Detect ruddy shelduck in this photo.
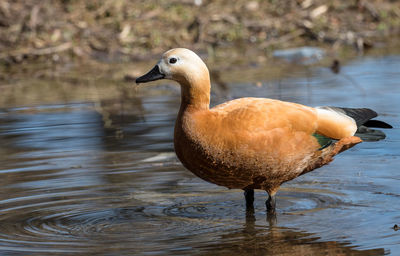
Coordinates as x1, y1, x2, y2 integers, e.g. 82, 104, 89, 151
136, 48, 391, 214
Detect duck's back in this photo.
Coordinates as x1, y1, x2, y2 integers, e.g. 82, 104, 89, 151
211, 97, 318, 134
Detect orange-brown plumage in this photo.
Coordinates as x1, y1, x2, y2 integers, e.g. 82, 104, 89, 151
174, 97, 360, 194
136, 48, 388, 213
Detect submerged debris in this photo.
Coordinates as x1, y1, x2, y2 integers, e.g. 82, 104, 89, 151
272, 47, 325, 65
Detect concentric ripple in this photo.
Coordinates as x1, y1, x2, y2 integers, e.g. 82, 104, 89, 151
0, 178, 355, 255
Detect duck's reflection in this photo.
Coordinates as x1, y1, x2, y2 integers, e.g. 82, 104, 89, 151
197, 208, 386, 255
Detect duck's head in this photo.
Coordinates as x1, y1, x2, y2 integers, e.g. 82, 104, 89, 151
136, 48, 210, 88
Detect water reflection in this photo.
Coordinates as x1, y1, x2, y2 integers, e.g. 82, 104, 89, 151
199, 212, 386, 256
0, 55, 399, 254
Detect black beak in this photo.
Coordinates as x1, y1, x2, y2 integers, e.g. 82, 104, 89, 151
136, 65, 165, 84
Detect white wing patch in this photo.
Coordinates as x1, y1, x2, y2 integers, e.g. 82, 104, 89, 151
316, 107, 357, 139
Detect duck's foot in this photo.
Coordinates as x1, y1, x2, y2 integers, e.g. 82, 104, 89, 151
266, 194, 277, 225
266, 211, 277, 226
266, 194, 276, 215
245, 206, 256, 224
244, 188, 254, 209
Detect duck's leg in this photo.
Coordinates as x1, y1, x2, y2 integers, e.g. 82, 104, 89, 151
244, 189, 254, 209
266, 193, 276, 214
266, 192, 277, 225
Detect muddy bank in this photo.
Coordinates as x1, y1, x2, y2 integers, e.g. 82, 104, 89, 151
0, 0, 399, 67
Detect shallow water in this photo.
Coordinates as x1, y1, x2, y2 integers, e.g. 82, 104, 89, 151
0, 54, 399, 255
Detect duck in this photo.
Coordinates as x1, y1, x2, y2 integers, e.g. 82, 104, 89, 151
136, 48, 392, 214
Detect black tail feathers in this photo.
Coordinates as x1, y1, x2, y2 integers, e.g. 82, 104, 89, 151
320, 106, 392, 141
363, 119, 392, 129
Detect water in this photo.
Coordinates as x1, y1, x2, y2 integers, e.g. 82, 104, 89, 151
0, 54, 399, 255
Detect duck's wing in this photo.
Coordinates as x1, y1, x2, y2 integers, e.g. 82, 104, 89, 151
211, 98, 358, 138
205, 98, 391, 152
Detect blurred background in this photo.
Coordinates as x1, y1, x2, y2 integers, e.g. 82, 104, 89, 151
1, 0, 399, 105
1, 0, 399, 65
0, 0, 399, 255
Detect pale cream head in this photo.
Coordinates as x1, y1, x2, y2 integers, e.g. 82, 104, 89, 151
157, 48, 210, 86
136, 48, 211, 110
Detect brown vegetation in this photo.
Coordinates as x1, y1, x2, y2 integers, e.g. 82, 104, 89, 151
0, 0, 399, 66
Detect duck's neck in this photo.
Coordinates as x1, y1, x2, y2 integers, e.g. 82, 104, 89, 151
174, 75, 210, 155
175, 78, 210, 153
178, 77, 210, 112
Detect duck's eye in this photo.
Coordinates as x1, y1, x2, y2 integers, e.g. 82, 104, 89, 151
169, 57, 177, 64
